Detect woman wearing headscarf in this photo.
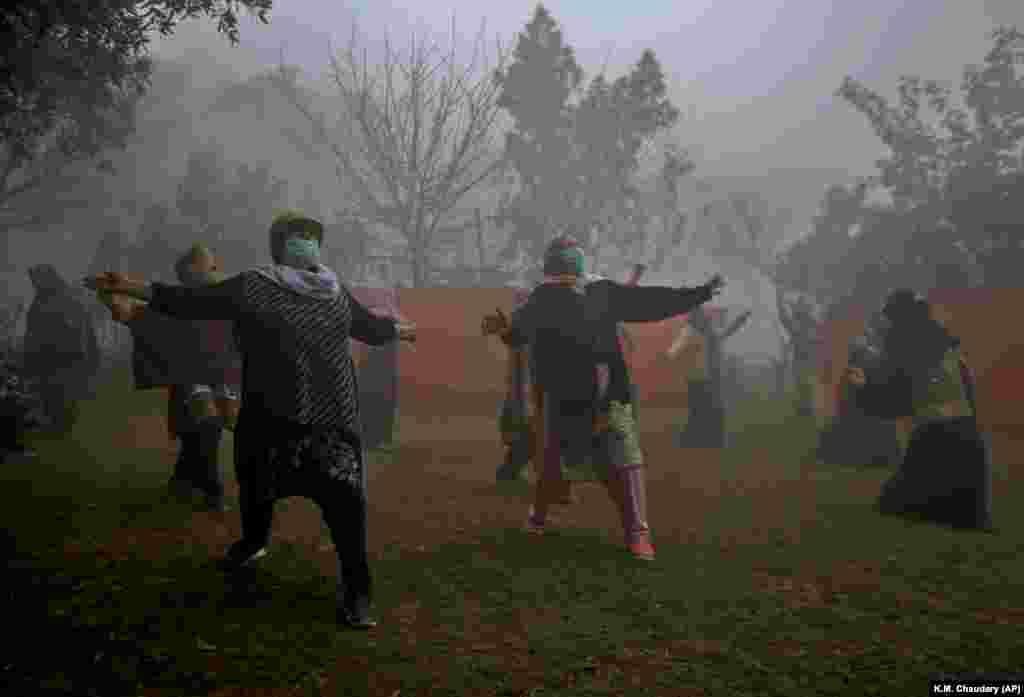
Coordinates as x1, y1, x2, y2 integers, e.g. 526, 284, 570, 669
85, 210, 416, 628
493, 265, 647, 487
844, 289, 991, 529
484, 236, 723, 561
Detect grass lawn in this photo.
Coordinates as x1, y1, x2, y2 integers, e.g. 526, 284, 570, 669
1, 369, 1021, 696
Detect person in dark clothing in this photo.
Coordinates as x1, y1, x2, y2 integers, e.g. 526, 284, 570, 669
24, 264, 101, 433
169, 244, 241, 512
0, 356, 42, 460
484, 237, 723, 561
100, 244, 241, 512
495, 286, 534, 483
845, 289, 992, 530
814, 317, 902, 467
777, 291, 822, 419
86, 209, 417, 629
495, 265, 649, 486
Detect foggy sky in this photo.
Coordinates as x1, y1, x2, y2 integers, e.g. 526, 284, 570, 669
153, 0, 1024, 178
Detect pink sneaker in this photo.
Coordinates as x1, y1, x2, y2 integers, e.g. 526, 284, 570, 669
525, 507, 546, 535
525, 519, 546, 535
627, 532, 655, 561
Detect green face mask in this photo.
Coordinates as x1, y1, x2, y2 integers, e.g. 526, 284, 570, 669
281, 237, 322, 269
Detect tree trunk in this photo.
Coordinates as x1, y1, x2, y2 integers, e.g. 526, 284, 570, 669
475, 208, 485, 286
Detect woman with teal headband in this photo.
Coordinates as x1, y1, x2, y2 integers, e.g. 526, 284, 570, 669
486, 235, 725, 561
85, 209, 416, 629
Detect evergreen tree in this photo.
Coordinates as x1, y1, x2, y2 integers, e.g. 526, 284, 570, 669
495, 5, 583, 259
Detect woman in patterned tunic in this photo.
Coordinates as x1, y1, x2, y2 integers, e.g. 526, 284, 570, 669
85, 210, 416, 628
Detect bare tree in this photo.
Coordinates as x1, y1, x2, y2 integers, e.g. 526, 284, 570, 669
269, 21, 508, 286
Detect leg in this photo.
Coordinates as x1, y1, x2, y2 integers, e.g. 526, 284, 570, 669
527, 392, 570, 530
0, 410, 20, 452
497, 429, 531, 481
194, 419, 226, 511
497, 396, 531, 482
310, 477, 375, 628
602, 401, 654, 560
39, 382, 63, 432
170, 432, 200, 498
220, 485, 273, 570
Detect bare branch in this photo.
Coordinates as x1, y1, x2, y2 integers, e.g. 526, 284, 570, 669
287, 20, 508, 285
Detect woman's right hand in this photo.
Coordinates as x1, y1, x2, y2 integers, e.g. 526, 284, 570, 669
481, 308, 509, 337
844, 366, 866, 387
396, 321, 417, 343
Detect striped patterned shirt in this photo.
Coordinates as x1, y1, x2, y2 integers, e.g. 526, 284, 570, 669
150, 271, 397, 432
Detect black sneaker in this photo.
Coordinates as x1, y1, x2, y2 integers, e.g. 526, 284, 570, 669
218, 541, 268, 572
338, 596, 377, 629
167, 476, 194, 500
203, 494, 228, 513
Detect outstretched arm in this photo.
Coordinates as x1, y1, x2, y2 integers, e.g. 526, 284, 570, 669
84, 272, 247, 321
776, 290, 794, 336
666, 322, 694, 359
348, 288, 400, 346
719, 310, 753, 340
600, 278, 718, 324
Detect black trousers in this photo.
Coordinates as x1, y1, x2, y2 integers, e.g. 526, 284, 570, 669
1, 411, 21, 450
878, 416, 992, 530
174, 421, 224, 498
678, 380, 726, 448
239, 473, 371, 604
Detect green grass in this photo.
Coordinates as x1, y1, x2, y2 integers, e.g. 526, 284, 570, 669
2, 368, 1022, 696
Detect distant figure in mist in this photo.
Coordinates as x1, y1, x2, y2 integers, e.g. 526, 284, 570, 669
815, 311, 902, 468
776, 291, 822, 421
349, 285, 404, 451
667, 305, 752, 449
845, 289, 991, 530
24, 264, 101, 434
0, 355, 43, 461
0, 299, 42, 460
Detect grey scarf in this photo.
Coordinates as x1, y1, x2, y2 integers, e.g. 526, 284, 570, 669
252, 264, 341, 300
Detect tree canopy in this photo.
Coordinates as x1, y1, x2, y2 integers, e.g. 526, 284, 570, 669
776, 26, 1024, 312
495, 5, 681, 265
1, 1, 271, 232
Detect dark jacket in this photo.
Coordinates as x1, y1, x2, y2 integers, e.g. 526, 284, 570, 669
855, 316, 960, 420
127, 311, 241, 391
505, 278, 714, 406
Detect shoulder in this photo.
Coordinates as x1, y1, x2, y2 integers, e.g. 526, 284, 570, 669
584, 278, 617, 302
585, 278, 616, 292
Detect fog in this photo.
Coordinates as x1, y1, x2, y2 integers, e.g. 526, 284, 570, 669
5, 0, 1024, 360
